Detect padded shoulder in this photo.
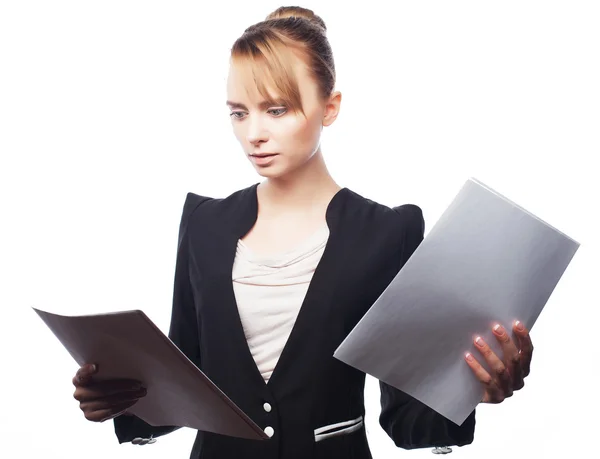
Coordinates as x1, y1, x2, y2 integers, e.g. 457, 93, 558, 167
392, 204, 425, 268
177, 192, 213, 248
182, 192, 212, 222
392, 204, 425, 236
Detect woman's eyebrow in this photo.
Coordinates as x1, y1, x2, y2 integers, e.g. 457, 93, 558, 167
226, 99, 285, 110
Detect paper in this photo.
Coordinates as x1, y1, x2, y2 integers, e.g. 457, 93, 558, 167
333, 178, 580, 425
33, 307, 268, 440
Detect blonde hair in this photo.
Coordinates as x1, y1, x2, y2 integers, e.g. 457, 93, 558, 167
230, 6, 336, 118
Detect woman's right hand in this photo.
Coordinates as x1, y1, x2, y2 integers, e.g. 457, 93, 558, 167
73, 363, 147, 422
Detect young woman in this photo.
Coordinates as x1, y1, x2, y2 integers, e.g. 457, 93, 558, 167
72, 6, 534, 459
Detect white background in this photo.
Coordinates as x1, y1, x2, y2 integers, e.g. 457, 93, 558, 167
1, 1, 598, 457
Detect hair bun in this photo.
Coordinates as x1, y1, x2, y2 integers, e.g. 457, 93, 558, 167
266, 6, 327, 33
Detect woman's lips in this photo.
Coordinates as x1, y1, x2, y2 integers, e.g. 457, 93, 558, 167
250, 153, 278, 166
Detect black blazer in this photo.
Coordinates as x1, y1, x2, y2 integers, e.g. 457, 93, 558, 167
113, 183, 476, 458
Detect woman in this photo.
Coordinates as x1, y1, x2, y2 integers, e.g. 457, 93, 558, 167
72, 6, 534, 459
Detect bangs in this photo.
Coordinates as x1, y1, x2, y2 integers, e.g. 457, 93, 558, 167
231, 35, 307, 118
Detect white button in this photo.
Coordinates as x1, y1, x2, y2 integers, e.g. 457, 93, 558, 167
263, 402, 272, 412
132, 437, 155, 446
264, 426, 274, 437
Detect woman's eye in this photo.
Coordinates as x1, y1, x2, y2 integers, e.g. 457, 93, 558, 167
268, 107, 287, 116
229, 107, 287, 121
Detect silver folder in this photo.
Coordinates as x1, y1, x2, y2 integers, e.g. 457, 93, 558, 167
333, 178, 580, 425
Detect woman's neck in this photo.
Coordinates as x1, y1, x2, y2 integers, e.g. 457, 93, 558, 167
258, 150, 342, 213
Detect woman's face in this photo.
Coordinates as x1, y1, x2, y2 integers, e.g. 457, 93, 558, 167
226, 56, 340, 179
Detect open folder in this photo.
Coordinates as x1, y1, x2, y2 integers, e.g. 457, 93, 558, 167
334, 178, 580, 425
33, 307, 268, 440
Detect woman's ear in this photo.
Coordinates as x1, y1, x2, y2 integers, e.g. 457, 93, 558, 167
323, 91, 342, 127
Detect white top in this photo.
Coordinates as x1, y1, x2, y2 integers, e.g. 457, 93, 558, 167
232, 225, 330, 383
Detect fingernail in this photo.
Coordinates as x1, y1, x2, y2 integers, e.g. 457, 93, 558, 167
475, 336, 484, 347
89, 364, 96, 372
465, 352, 474, 362
493, 324, 502, 333
515, 320, 524, 331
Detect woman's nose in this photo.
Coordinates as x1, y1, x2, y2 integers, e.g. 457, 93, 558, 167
246, 115, 269, 144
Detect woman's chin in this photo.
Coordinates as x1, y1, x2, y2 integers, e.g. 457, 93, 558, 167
253, 166, 286, 179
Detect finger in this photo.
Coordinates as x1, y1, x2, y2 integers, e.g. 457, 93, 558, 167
474, 336, 513, 398
492, 324, 523, 391
83, 400, 140, 423
464, 352, 503, 402
514, 320, 534, 377
79, 389, 146, 414
74, 380, 145, 402
72, 363, 98, 386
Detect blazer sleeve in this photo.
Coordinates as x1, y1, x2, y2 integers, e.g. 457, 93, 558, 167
113, 192, 209, 444
378, 204, 476, 449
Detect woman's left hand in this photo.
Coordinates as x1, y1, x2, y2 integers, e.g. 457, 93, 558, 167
464, 320, 533, 404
